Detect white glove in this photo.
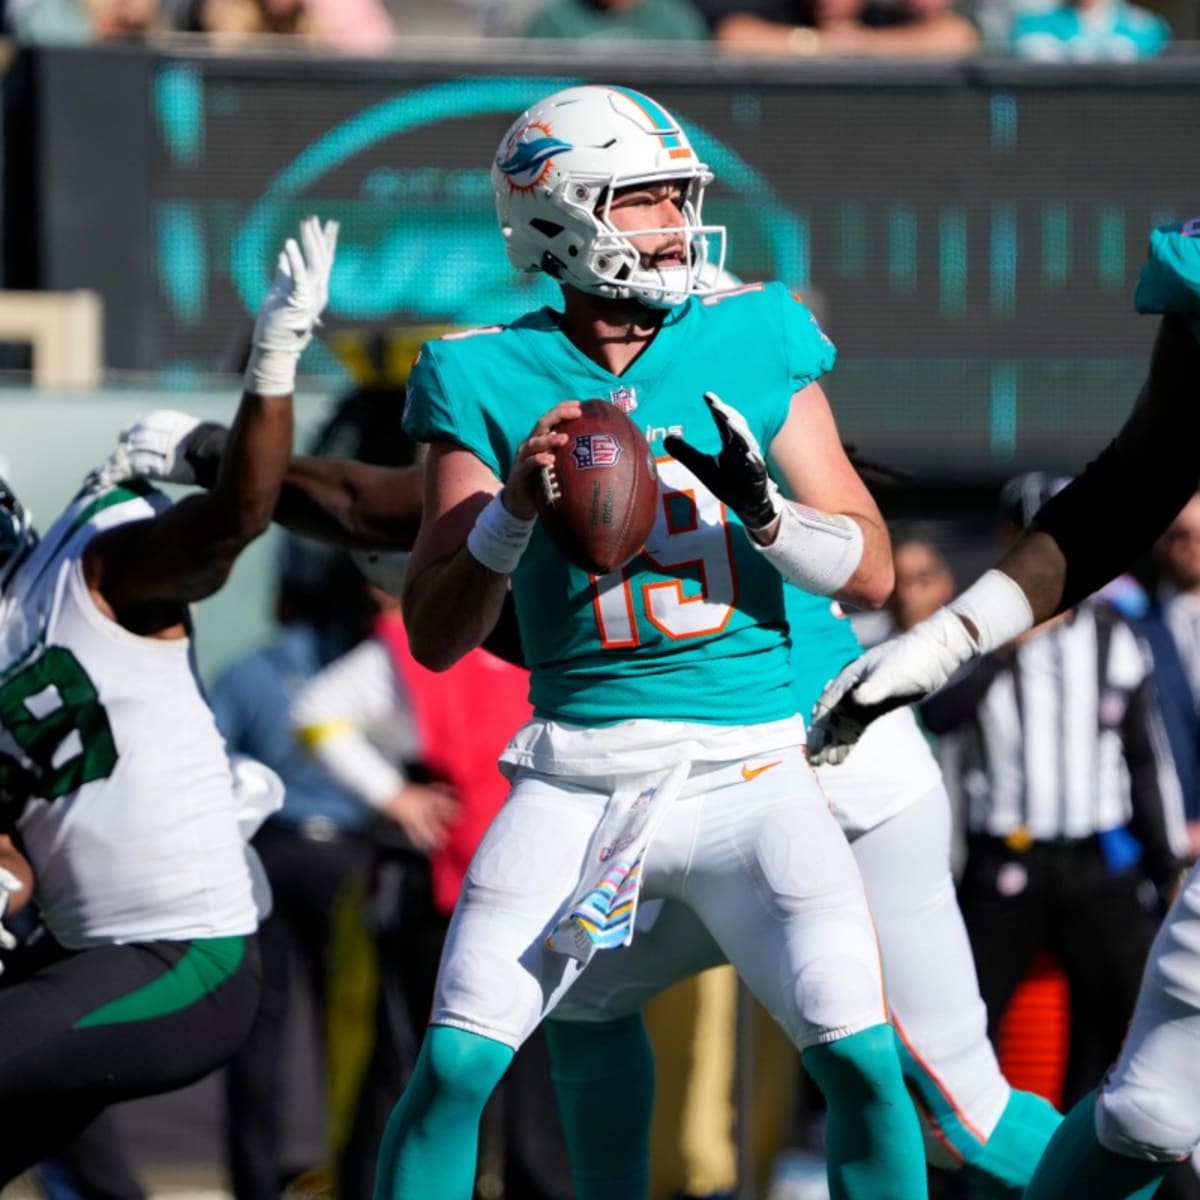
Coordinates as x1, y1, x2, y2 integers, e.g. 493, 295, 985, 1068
0, 864, 26, 968
807, 607, 979, 766
245, 215, 339, 397
83, 409, 203, 492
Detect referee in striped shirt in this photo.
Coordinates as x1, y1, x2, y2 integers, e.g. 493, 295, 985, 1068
921, 471, 1191, 1108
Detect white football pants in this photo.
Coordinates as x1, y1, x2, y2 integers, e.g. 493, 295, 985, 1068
432, 745, 888, 1052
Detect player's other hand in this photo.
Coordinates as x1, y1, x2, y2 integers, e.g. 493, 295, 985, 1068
501, 401, 582, 520
246, 215, 340, 396
84, 410, 231, 492
807, 607, 979, 765
665, 392, 781, 537
380, 782, 459, 853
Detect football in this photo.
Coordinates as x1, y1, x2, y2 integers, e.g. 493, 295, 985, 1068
535, 399, 659, 575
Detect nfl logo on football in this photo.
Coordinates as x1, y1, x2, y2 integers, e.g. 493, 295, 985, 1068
571, 433, 622, 469
609, 386, 638, 413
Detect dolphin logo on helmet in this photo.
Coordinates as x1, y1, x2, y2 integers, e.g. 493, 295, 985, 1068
496, 122, 575, 194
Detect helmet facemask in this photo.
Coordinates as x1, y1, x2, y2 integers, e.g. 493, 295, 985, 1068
543, 172, 726, 310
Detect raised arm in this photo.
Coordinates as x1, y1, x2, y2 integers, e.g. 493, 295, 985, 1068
83, 217, 338, 627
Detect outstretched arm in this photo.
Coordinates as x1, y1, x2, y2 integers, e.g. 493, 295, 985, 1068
809, 312, 1200, 765
91, 414, 424, 551
1012, 315, 1200, 619
270, 456, 424, 549
83, 217, 338, 624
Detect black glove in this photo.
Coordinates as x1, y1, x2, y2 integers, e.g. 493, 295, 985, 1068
663, 392, 780, 531
183, 422, 231, 489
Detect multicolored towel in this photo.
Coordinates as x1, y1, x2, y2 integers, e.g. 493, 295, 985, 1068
547, 761, 689, 965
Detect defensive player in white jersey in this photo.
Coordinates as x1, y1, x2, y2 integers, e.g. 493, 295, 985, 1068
810, 221, 1200, 1200
0, 216, 337, 1182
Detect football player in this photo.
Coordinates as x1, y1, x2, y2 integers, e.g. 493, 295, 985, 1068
0, 216, 336, 1181
810, 222, 1200, 1200
387, 81, 930, 1200
98, 95, 1072, 1196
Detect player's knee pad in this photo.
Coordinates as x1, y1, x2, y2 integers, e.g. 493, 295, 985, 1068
1096, 1080, 1200, 1164
422, 1024, 513, 1109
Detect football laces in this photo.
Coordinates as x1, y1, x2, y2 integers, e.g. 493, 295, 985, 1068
539, 464, 562, 506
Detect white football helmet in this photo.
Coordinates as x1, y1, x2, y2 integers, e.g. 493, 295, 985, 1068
0, 477, 36, 592
492, 85, 726, 310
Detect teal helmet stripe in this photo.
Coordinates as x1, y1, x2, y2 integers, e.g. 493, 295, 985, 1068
607, 85, 683, 149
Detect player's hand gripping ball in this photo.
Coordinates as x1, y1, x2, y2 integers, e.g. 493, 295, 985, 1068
535, 399, 659, 575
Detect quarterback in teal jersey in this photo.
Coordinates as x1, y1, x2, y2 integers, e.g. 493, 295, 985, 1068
388, 84, 925, 1200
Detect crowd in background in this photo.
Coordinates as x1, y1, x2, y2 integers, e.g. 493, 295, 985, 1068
0, 0, 1192, 63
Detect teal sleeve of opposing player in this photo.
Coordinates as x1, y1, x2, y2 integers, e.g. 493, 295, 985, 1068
1134, 221, 1200, 317
402, 343, 504, 477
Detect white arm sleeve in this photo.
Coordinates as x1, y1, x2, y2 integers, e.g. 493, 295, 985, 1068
291, 640, 406, 809
753, 501, 864, 596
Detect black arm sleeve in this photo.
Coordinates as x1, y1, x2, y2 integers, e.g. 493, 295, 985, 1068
1031, 317, 1200, 613
1122, 672, 1188, 889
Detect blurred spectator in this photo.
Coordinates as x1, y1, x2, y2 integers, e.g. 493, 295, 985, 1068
891, 536, 958, 631
5, 0, 163, 41
1008, 0, 1169, 58
85, 0, 163, 34
182, 0, 394, 50
292, 597, 573, 1200
1140, 490, 1200, 858
693, 0, 979, 56
921, 470, 1190, 1109
209, 538, 381, 1200
522, 0, 709, 41
852, 533, 956, 648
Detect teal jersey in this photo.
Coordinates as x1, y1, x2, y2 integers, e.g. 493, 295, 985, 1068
784, 587, 864, 717
404, 281, 836, 726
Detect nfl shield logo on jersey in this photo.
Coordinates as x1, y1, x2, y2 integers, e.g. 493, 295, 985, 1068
571, 433, 622, 469
608, 386, 638, 414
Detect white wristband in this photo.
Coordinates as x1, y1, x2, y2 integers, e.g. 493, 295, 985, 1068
244, 345, 304, 397
948, 568, 1035, 654
466, 492, 536, 575
753, 502, 864, 596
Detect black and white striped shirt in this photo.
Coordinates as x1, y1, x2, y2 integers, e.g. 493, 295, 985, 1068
922, 603, 1189, 876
